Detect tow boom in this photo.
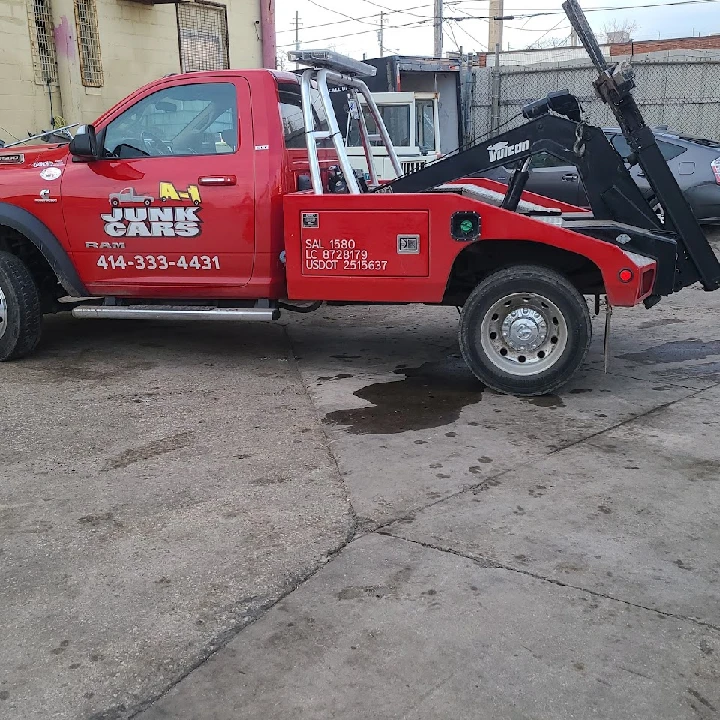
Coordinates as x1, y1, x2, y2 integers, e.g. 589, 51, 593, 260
385, 0, 720, 295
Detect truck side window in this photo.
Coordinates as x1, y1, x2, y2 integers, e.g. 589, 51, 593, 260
278, 83, 332, 149
416, 100, 435, 152
347, 105, 411, 148
530, 152, 572, 169
102, 83, 238, 159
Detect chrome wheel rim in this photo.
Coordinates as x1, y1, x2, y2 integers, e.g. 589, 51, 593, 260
0, 286, 7, 340
480, 292, 569, 376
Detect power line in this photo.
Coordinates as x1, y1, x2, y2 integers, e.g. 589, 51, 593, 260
277, 17, 432, 47
448, 0, 720, 20
449, 17, 488, 50
307, 0, 382, 28
444, 22, 461, 52
357, 0, 435, 19
278, 0, 720, 50
276, 2, 436, 34
452, 0, 718, 7
525, 18, 569, 49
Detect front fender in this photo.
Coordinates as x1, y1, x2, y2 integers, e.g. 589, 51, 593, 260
0, 202, 89, 297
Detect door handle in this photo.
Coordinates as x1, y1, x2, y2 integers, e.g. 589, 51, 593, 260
561, 173, 578, 182
198, 175, 236, 186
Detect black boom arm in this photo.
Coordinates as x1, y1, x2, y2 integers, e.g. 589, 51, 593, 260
386, 114, 662, 230
563, 0, 720, 291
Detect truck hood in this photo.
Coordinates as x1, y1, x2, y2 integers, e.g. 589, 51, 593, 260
0, 144, 69, 170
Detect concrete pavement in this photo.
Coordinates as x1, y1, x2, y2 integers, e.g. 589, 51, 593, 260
141, 533, 720, 720
2, 235, 720, 719
0, 320, 353, 719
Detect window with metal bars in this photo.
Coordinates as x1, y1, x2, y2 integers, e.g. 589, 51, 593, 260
27, 0, 59, 85
177, 2, 229, 73
74, 0, 103, 87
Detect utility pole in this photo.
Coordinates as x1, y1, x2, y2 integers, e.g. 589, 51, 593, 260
434, 0, 443, 57
378, 11, 385, 57
294, 10, 301, 69
488, 0, 504, 52
491, 41, 501, 134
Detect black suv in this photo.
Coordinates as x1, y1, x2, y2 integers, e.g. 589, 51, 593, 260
484, 127, 720, 224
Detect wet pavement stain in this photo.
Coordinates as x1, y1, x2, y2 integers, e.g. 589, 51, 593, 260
525, 395, 566, 409
653, 361, 720, 384
619, 339, 720, 364
323, 358, 484, 434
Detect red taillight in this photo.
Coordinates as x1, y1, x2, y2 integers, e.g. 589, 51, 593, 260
712, 158, 720, 185
619, 268, 634, 283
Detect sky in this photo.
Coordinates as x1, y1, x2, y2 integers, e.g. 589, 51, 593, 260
275, 0, 720, 62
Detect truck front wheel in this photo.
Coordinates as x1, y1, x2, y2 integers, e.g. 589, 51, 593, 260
459, 265, 592, 396
0, 251, 42, 361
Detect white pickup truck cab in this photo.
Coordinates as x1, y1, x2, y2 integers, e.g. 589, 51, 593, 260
344, 91, 442, 181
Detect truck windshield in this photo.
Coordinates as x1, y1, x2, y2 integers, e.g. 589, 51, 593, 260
347, 104, 411, 148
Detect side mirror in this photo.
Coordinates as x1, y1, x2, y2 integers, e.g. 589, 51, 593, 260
69, 124, 99, 161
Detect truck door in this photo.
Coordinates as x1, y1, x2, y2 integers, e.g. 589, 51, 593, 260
60, 78, 255, 295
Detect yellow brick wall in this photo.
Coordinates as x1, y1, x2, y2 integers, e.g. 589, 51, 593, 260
0, 0, 263, 144
0, 0, 62, 142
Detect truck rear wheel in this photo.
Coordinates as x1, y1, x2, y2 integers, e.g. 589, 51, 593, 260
459, 265, 592, 396
0, 251, 42, 361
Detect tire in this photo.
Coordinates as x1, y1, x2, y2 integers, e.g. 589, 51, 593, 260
459, 265, 592, 396
0, 251, 43, 361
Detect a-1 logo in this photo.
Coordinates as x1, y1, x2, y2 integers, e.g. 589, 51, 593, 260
102, 182, 203, 238
160, 182, 201, 206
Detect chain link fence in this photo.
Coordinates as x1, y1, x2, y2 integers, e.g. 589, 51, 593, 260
471, 57, 720, 143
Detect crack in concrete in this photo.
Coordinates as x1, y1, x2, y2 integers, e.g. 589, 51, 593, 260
585, 364, 710, 392
341, 380, 720, 541
119, 329, 359, 720
545, 384, 716, 457
359, 392, 705, 537
380, 531, 720, 634
123, 354, 720, 719
284, 325, 360, 540
126, 530, 355, 720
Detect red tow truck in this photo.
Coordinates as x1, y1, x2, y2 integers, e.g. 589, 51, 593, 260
0, 0, 718, 396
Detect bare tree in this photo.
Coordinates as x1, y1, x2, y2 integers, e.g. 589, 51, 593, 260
603, 19, 639, 44
531, 34, 576, 50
